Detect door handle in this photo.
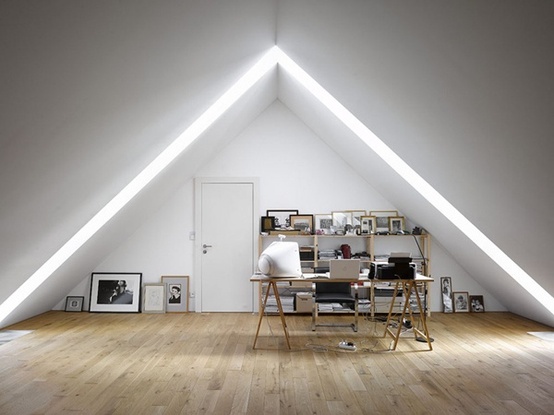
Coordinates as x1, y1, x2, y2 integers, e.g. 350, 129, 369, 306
203, 244, 212, 248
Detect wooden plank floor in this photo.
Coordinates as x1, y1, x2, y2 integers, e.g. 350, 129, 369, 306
0, 311, 553, 414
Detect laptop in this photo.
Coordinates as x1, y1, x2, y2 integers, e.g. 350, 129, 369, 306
329, 259, 361, 280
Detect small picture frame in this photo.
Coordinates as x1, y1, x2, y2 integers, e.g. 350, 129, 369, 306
142, 284, 166, 314
266, 209, 298, 229
290, 214, 314, 234
440, 277, 453, 313
470, 295, 485, 313
389, 216, 405, 234
453, 291, 469, 312
360, 216, 376, 235
314, 214, 333, 234
65, 296, 84, 312
89, 272, 142, 313
162, 276, 189, 313
260, 216, 276, 232
370, 210, 398, 233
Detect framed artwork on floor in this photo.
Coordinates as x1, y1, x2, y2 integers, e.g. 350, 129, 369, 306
440, 277, 453, 313
142, 284, 166, 314
453, 291, 469, 312
89, 272, 142, 313
65, 296, 84, 312
470, 295, 485, 312
161, 276, 189, 313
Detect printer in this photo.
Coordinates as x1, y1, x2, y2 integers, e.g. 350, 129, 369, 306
370, 252, 416, 280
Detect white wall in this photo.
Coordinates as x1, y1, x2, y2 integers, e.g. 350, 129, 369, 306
57, 100, 503, 313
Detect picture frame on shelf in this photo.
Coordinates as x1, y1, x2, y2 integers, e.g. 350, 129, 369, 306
161, 276, 189, 313
89, 272, 142, 313
314, 214, 333, 234
470, 295, 485, 312
360, 216, 376, 235
65, 296, 84, 312
266, 209, 298, 229
347, 210, 366, 228
142, 284, 166, 314
389, 216, 405, 234
260, 216, 276, 233
332, 211, 352, 232
290, 214, 314, 234
453, 291, 469, 312
370, 210, 398, 233
440, 277, 453, 313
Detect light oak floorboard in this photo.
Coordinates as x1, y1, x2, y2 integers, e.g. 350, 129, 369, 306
0, 311, 553, 414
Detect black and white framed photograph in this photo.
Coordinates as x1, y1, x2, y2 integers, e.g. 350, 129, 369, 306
441, 277, 453, 313
266, 209, 298, 229
161, 275, 189, 313
389, 216, 405, 234
360, 216, 376, 235
142, 284, 166, 314
370, 210, 398, 233
314, 213, 333, 234
453, 291, 469, 313
65, 296, 84, 312
290, 214, 314, 234
470, 295, 485, 312
89, 272, 142, 313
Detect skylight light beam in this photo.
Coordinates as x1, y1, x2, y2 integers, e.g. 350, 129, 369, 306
276, 48, 554, 315
0, 47, 279, 325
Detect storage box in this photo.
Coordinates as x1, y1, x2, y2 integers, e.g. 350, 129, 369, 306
296, 293, 313, 313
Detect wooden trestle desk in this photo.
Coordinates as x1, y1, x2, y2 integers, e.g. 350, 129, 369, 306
250, 274, 434, 351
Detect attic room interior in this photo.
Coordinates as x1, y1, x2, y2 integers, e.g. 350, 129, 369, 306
1, 1, 554, 414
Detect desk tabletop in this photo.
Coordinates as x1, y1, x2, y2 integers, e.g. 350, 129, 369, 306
250, 273, 434, 283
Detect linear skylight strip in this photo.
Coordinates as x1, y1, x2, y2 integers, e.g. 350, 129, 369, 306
276, 48, 554, 316
0, 47, 279, 325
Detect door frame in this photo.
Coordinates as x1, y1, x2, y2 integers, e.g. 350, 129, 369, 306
193, 177, 259, 312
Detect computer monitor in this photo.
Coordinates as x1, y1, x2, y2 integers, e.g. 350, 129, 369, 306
257, 240, 302, 277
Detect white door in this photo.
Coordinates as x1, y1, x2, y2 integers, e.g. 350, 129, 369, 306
194, 178, 258, 312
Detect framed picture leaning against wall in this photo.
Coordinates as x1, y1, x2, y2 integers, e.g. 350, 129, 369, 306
162, 275, 189, 313
89, 272, 142, 313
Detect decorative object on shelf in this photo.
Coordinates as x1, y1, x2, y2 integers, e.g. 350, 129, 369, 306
89, 272, 142, 313
260, 216, 276, 232
314, 213, 333, 234
161, 275, 189, 313
370, 210, 398, 233
389, 216, 405, 234
340, 244, 352, 259
470, 295, 485, 312
290, 214, 314, 234
142, 284, 166, 314
412, 226, 423, 235
440, 277, 453, 313
266, 209, 298, 229
65, 296, 84, 312
360, 215, 376, 235
453, 291, 469, 312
